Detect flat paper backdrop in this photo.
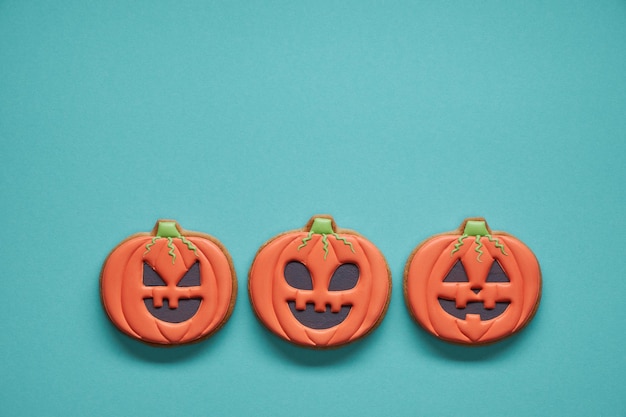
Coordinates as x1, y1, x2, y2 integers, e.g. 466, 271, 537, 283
1, 1, 624, 416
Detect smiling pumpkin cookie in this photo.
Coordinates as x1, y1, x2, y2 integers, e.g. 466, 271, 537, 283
248, 215, 391, 348
404, 218, 541, 345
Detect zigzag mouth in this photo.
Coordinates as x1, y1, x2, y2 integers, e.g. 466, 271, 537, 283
438, 299, 509, 320
144, 298, 201, 323
287, 301, 351, 329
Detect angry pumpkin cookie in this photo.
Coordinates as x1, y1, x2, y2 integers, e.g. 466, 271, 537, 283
101, 220, 236, 346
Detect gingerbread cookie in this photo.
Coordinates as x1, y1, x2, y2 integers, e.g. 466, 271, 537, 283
101, 220, 237, 345
248, 215, 391, 348
404, 218, 541, 345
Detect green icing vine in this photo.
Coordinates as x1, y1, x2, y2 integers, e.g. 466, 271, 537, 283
486, 235, 507, 255
167, 237, 176, 264
474, 235, 484, 262
332, 233, 355, 253
144, 237, 159, 255
180, 236, 199, 256
451, 234, 468, 255
297, 232, 314, 251
321, 234, 330, 259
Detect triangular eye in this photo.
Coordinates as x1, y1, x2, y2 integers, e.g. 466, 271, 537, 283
143, 263, 166, 286
443, 260, 469, 282
177, 262, 201, 287
328, 263, 359, 291
284, 261, 313, 290
486, 261, 510, 282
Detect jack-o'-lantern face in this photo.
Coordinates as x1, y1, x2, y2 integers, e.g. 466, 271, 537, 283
249, 216, 391, 348
404, 218, 541, 344
101, 221, 236, 345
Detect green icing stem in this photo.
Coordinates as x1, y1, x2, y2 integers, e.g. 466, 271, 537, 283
156, 221, 182, 238
297, 217, 355, 259
310, 218, 334, 234
450, 220, 507, 261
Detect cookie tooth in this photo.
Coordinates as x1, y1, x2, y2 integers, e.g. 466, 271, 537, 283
294, 292, 309, 311
330, 297, 344, 313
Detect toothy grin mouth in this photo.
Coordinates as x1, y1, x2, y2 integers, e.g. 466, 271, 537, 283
287, 301, 351, 329
144, 298, 202, 323
438, 299, 509, 320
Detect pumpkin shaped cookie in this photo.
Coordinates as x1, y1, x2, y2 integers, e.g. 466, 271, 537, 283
249, 215, 391, 348
404, 218, 541, 345
101, 220, 237, 345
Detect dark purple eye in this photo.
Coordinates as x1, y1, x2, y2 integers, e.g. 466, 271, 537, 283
328, 263, 359, 291
177, 262, 201, 287
284, 261, 313, 290
443, 260, 469, 282
486, 261, 510, 282
143, 263, 166, 286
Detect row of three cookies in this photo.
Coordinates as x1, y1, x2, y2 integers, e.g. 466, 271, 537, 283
100, 216, 541, 348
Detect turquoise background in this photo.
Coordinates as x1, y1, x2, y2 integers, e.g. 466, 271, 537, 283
1, 1, 625, 416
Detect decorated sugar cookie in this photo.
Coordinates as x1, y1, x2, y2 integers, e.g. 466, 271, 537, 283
249, 215, 391, 348
101, 220, 237, 345
404, 218, 541, 345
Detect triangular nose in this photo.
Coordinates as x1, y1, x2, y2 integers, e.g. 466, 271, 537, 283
471, 288, 481, 294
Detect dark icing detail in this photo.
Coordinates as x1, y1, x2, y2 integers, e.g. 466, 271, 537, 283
485, 261, 510, 282
328, 263, 359, 291
442, 260, 468, 282
287, 301, 351, 329
143, 299, 202, 323
143, 263, 166, 286
284, 261, 313, 290
177, 262, 201, 287
142, 263, 202, 323
438, 299, 509, 320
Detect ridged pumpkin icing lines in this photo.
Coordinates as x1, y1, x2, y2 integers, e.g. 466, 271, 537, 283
297, 217, 355, 260
450, 220, 507, 262
143, 221, 198, 264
